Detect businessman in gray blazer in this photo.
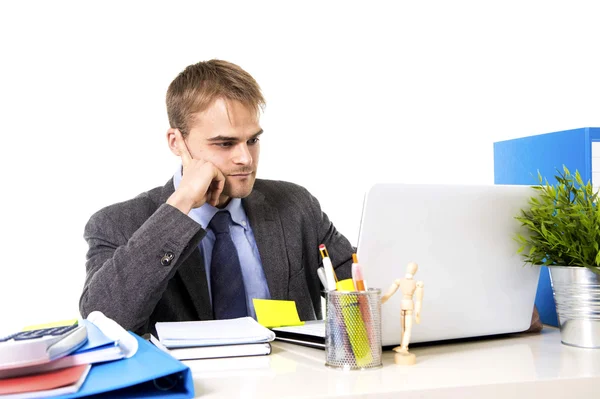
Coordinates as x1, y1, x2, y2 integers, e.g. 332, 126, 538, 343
80, 60, 354, 335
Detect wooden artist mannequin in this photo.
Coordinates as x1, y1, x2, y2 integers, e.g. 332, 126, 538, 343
381, 262, 424, 365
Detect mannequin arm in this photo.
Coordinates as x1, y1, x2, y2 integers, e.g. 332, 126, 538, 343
415, 281, 424, 323
381, 279, 401, 304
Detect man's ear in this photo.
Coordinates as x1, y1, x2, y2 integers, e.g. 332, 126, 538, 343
166, 128, 181, 156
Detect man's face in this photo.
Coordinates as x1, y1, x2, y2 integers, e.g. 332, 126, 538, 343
184, 98, 262, 199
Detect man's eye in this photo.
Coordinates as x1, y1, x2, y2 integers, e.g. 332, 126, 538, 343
217, 142, 233, 148
248, 138, 260, 145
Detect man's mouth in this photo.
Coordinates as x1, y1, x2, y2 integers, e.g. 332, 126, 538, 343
229, 171, 253, 177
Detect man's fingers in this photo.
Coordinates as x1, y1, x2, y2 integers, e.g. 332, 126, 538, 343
209, 169, 226, 206
214, 178, 225, 205
209, 189, 219, 207
174, 129, 193, 166
208, 184, 219, 206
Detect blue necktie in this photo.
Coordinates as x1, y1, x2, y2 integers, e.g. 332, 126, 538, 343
209, 211, 248, 319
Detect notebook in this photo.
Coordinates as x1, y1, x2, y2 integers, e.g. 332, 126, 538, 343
149, 335, 272, 360
155, 317, 275, 347
357, 183, 541, 346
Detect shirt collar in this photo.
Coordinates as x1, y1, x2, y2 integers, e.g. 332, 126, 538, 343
173, 165, 249, 230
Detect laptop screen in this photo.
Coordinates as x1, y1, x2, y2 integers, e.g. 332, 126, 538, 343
356, 183, 540, 346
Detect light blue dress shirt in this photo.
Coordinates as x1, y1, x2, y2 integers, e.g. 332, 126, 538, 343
173, 166, 271, 319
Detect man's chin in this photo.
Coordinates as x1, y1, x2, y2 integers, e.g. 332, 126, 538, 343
223, 180, 256, 199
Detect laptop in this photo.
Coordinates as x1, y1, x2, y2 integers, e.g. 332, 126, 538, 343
272, 183, 540, 348
356, 183, 540, 346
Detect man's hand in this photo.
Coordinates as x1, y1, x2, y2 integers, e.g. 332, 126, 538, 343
166, 129, 226, 214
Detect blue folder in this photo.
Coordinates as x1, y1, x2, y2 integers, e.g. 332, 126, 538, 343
57, 333, 194, 398
494, 127, 600, 327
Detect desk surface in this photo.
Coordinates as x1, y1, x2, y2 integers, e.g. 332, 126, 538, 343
185, 327, 599, 398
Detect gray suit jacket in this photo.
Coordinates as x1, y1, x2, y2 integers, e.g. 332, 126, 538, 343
80, 179, 354, 335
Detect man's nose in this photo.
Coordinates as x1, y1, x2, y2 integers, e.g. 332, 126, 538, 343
232, 143, 252, 165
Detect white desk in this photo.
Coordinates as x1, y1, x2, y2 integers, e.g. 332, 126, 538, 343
186, 327, 600, 398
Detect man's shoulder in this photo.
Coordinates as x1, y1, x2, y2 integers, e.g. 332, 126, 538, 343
251, 179, 320, 212
88, 184, 166, 226
253, 179, 312, 198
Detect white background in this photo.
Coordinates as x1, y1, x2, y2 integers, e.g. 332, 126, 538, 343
1, 0, 599, 334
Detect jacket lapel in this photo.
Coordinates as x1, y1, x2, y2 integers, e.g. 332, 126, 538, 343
243, 188, 290, 301
158, 179, 213, 320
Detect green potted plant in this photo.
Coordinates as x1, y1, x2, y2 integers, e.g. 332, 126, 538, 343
515, 166, 600, 348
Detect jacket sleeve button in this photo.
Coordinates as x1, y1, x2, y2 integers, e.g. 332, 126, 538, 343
160, 252, 175, 266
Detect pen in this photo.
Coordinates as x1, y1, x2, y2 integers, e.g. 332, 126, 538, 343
317, 267, 328, 290
351, 253, 367, 291
319, 244, 338, 291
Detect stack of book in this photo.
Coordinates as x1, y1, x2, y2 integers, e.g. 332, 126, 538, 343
0, 312, 195, 398
151, 317, 275, 360
0, 313, 136, 398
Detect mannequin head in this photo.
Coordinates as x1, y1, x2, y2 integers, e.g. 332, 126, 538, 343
406, 262, 419, 277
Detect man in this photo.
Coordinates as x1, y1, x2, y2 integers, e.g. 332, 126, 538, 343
80, 60, 354, 335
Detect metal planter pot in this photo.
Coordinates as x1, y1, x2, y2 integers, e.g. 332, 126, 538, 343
548, 266, 600, 348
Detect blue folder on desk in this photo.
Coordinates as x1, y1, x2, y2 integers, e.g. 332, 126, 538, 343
494, 127, 600, 327
57, 333, 194, 398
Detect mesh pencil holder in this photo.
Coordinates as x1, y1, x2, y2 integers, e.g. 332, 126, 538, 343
325, 288, 382, 370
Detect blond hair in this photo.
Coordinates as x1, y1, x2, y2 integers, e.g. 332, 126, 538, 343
166, 59, 265, 136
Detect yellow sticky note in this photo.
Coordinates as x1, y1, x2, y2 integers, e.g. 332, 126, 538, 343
22, 318, 79, 331
253, 299, 305, 328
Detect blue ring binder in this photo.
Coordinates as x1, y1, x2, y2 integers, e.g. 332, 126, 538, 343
56, 333, 194, 399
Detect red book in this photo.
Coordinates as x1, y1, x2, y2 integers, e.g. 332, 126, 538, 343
0, 364, 90, 398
